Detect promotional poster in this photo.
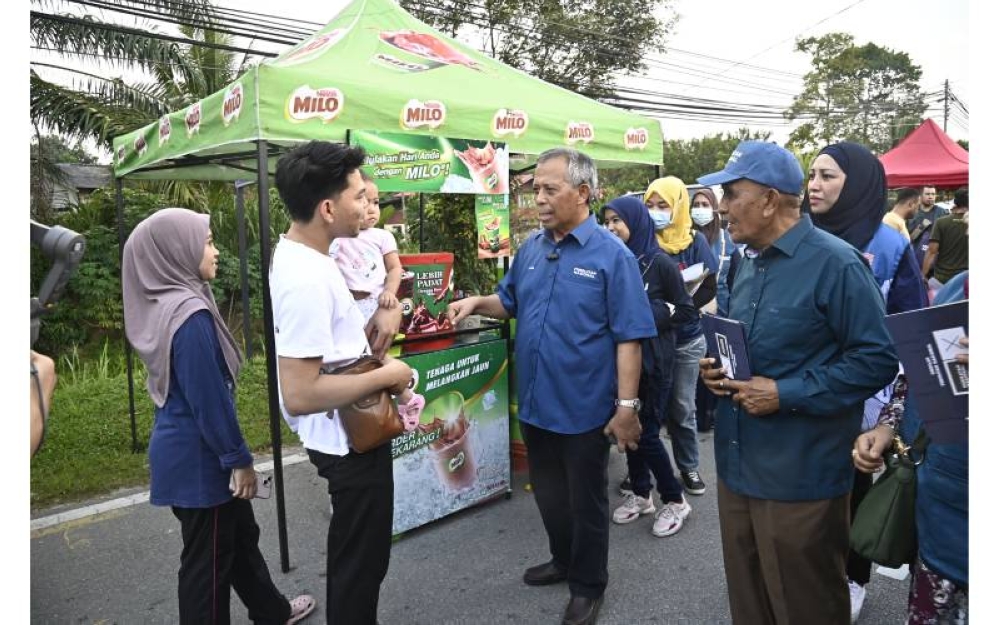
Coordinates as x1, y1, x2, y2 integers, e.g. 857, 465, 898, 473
352, 130, 509, 194
392, 340, 511, 535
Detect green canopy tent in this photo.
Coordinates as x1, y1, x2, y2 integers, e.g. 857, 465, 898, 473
111, 0, 664, 570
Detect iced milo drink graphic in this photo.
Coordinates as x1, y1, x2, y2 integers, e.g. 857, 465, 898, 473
419, 391, 477, 492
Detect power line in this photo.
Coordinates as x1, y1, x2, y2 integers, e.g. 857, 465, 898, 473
713, 0, 872, 77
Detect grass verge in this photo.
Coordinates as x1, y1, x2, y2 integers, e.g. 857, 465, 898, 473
30, 354, 289, 511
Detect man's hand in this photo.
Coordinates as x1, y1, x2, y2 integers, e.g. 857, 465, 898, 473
366, 305, 403, 360
30, 350, 57, 457
447, 297, 480, 326
699, 357, 732, 397
728, 376, 780, 416
380, 357, 414, 396
853, 426, 894, 473
231, 466, 258, 500
604, 407, 641, 452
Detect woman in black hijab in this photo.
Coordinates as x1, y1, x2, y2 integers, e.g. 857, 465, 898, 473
804, 142, 928, 622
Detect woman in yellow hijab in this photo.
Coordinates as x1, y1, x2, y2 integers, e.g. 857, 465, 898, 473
638, 176, 720, 498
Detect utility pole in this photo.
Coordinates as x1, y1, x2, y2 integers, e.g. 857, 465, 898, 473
943, 79, 950, 133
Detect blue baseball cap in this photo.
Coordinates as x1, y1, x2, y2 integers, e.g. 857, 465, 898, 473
697, 141, 804, 195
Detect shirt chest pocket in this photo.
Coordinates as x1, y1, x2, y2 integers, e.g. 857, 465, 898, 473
753, 305, 829, 362
555, 271, 608, 332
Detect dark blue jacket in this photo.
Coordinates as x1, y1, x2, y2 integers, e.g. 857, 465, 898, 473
864, 223, 928, 314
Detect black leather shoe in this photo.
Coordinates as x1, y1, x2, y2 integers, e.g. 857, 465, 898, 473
522, 561, 568, 586
562, 594, 604, 625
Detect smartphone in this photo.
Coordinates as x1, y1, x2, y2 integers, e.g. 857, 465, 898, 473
230, 471, 273, 499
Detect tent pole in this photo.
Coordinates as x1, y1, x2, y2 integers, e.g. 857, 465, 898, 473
255, 140, 291, 573
418, 193, 425, 252
116, 178, 140, 453
235, 180, 253, 359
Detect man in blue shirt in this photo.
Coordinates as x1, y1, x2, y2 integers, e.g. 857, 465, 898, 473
696, 141, 898, 625
448, 148, 656, 625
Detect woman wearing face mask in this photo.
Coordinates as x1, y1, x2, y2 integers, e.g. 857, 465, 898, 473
640, 176, 719, 498
689, 188, 742, 317
804, 142, 928, 624
600, 195, 699, 537
688, 187, 744, 433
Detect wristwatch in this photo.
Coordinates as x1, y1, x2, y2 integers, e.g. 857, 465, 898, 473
615, 398, 642, 411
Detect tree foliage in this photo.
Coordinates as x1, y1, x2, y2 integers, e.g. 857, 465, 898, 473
403, 194, 499, 297
660, 128, 772, 184
398, 0, 677, 97
785, 33, 926, 153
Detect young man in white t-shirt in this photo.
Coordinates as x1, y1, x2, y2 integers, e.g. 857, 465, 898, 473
271, 140, 412, 625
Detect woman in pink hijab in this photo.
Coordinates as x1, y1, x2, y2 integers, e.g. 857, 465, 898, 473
122, 208, 315, 625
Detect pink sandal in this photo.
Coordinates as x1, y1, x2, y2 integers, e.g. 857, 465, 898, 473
286, 594, 316, 625
398, 394, 426, 431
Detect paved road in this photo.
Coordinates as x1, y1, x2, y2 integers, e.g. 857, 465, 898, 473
31, 431, 909, 623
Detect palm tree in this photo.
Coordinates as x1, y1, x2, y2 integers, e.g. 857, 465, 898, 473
31, 0, 256, 207
30, 0, 223, 149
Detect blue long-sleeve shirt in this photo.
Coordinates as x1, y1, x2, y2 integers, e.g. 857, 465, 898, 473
715, 216, 899, 501
148, 310, 253, 508
497, 216, 657, 434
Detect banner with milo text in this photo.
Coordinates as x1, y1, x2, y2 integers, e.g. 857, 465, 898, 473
393, 339, 511, 535
475, 194, 511, 259
352, 130, 508, 194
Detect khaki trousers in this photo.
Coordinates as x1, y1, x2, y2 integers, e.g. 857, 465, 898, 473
717, 480, 851, 625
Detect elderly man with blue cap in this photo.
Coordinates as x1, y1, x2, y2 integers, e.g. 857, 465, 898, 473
696, 141, 899, 625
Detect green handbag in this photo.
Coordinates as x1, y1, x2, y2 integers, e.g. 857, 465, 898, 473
849, 428, 927, 568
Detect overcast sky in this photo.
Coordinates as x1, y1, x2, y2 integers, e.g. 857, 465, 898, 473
27, 0, 970, 153
214, 0, 971, 144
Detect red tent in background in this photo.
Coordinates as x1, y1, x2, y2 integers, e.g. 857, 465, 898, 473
879, 119, 969, 188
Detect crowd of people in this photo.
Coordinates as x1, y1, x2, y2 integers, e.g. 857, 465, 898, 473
100, 138, 968, 625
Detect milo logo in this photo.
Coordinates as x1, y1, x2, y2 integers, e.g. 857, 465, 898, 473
565, 121, 594, 144
286, 86, 344, 123
185, 102, 202, 137
624, 127, 649, 150
222, 82, 243, 127
448, 451, 466, 473
274, 29, 346, 67
133, 134, 147, 156
400, 99, 446, 130
492, 108, 529, 138
158, 116, 171, 146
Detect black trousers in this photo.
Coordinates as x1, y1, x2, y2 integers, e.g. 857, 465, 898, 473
308, 443, 394, 625
847, 468, 875, 585
172, 498, 291, 625
521, 421, 610, 599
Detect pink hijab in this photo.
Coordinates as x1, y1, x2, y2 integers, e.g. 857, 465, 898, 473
122, 208, 242, 407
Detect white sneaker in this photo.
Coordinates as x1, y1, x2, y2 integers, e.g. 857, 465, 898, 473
848, 580, 866, 624
652, 497, 691, 537
612, 493, 655, 524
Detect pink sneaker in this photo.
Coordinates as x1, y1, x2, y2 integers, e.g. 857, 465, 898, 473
398, 394, 425, 431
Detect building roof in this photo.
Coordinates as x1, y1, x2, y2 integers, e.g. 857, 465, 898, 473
55, 164, 113, 190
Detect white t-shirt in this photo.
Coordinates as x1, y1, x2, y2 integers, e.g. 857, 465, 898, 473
270, 235, 370, 456
330, 228, 398, 297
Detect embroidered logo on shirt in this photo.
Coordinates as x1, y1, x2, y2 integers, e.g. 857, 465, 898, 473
573, 267, 597, 279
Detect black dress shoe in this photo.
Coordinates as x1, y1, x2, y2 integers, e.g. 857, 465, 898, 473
562, 594, 604, 625
522, 561, 568, 586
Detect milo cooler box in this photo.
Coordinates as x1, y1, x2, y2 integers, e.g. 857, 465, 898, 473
396, 252, 455, 354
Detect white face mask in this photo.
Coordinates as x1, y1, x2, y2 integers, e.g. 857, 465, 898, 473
691, 207, 714, 227
649, 209, 672, 230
